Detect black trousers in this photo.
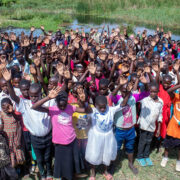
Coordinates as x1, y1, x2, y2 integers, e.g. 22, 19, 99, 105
31, 131, 52, 178
137, 129, 154, 159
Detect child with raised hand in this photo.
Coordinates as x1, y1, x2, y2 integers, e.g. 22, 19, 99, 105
1, 68, 53, 180
160, 83, 180, 172
155, 62, 180, 140
136, 82, 163, 166
85, 90, 131, 180
0, 98, 25, 168
111, 75, 150, 175
32, 88, 89, 180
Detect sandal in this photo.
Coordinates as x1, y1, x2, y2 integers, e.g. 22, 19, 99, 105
89, 177, 96, 180
46, 177, 53, 180
103, 173, 114, 180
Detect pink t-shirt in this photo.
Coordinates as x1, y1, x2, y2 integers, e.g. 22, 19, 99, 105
49, 105, 77, 145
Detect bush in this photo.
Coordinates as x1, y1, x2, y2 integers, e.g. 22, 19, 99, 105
0, 0, 17, 6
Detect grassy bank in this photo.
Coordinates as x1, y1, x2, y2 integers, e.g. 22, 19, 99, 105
21, 148, 180, 180
0, 0, 180, 34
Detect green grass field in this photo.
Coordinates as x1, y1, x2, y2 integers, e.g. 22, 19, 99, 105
21, 147, 180, 180
0, 0, 180, 34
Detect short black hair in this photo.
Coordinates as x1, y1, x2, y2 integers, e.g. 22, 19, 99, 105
12, 73, 22, 80
99, 78, 109, 87
163, 74, 172, 82
1, 98, 12, 106
29, 83, 41, 93
56, 90, 68, 103
95, 95, 107, 106
149, 82, 159, 90
19, 79, 30, 88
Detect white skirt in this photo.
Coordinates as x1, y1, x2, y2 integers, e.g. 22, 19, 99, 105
85, 127, 117, 166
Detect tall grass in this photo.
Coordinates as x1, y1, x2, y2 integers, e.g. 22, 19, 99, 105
74, 0, 180, 14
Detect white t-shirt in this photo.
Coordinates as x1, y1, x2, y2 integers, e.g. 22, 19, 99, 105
14, 87, 22, 97
16, 98, 51, 137
137, 96, 163, 132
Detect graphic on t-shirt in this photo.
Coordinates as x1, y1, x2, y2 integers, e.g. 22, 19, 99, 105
76, 115, 89, 129
122, 105, 133, 127
58, 112, 71, 125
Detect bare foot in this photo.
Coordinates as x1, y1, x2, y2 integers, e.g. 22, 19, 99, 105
128, 163, 138, 175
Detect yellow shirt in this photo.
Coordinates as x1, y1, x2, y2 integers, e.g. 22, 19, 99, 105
72, 104, 94, 139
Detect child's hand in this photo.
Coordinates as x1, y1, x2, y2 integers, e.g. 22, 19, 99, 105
59, 43, 64, 50
152, 62, 159, 72
156, 26, 159, 32
23, 37, 30, 47
140, 73, 149, 84
30, 65, 37, 75
155, 129, 160, 137
64, 68, 71, 79
151, 40, 156, 47
144, 66, 151, 73
82, 42, 88, 51
174, 63, 179, 72
51, 43, 58, 53
131, 55, 136, 61
78, 92, 86, 102
73, 41, 79, 49
34, 57, 41, 67
134, 38, 139, 44
37, 50, 41, 57
37, 36, 43, 44
160, 61, 164, 70
40, 25, 45, 31
77, 86, 84, 95
88, 62, 96, 75
71, 34, 76, 40
7, 104, 13, 113
127, 82, 133, 92
0, 63, 6, 71
48, 86, 61, 99
119, 75, 128, 85
113, 54, 119, 64
3, 33, 9, 40
121, 63, 129, 73
10, 33, 16, 41
98, 51, 107, 61
1, 68, 11, 81
60, 53, 67, 64
44, 37, 50, 45
31, 26, 35, 32
23, 73, 31, 81
56, 63, 64, 76
89, 51, 95, 59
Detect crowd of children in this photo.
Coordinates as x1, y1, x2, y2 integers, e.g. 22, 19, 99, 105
0, 25, 180, 180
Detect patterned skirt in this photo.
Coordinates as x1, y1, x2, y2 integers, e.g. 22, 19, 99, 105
6, 131, 25, 166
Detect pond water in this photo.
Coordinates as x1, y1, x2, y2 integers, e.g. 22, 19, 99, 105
1, 19, 180, 41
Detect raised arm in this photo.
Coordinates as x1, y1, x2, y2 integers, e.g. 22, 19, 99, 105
173, 63, 180, 84
1, 68, 20, 104
32, 86, 61, 112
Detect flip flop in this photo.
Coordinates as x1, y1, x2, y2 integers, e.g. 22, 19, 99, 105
103, 173, 114, 180
89, 177, 96, 180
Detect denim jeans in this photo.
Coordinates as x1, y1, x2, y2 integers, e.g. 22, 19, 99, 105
137, 129, 154, 159
31, 131, 52, 178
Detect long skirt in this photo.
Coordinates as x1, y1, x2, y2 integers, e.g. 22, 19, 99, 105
53, 138, 84, 180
